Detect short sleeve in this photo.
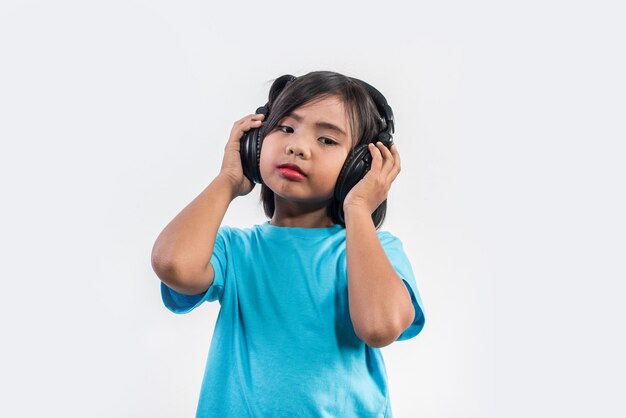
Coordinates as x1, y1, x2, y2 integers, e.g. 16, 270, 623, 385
378, 231, 426, 341
160, 226, 229, 313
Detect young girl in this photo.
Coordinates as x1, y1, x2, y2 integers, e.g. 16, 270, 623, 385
151, 71, 426, 417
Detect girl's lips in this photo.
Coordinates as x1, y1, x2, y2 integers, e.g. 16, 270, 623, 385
277, 167, 306, 180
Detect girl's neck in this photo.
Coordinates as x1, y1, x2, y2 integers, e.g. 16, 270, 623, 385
270, 197, 336, 228
269, 212, 335, 228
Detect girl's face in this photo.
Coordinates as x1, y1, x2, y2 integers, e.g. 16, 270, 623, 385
259, 95, 353, 208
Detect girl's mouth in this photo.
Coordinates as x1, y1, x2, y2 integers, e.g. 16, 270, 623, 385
277, 167, 306, 180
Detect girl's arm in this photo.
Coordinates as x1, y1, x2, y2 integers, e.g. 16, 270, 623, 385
151, 174, 236, 295
343, 142, 414, 348
151, 113, 264, 295
344, 206, 415, 348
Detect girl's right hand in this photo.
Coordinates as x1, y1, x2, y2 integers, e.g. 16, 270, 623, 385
219, 113, 265, 198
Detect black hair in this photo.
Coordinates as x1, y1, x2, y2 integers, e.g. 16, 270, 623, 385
258, 70, 388, 229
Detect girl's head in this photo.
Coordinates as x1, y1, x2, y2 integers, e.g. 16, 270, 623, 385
258, 70, 388, 229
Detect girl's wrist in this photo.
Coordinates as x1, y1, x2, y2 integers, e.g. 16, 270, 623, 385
213, 174, 240, 201
343, 204, 371, 220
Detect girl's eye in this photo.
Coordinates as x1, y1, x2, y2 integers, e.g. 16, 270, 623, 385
319, 137, 337, 146
276, 125, 336, 146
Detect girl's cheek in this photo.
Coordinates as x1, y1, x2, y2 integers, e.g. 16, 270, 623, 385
258, 146, 274, 175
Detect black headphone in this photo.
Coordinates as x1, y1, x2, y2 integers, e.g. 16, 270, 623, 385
240, 75, 395, 225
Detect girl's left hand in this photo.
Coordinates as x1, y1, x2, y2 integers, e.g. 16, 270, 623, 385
342, 141, 401, 214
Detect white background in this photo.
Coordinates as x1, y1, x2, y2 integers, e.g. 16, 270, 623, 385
1, 0, 624, 417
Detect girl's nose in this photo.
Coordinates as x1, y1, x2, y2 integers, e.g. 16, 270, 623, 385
286, 142, 309, 158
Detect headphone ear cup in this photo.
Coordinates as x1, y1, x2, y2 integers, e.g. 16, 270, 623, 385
240, 127, 262, 184
240, 105, 270, 184
334, 143, 374, 223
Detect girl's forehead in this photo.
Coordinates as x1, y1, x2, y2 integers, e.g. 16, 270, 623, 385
290, 96, 348, 120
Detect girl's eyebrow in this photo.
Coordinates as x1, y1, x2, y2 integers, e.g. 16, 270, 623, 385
286, 111, 347, 138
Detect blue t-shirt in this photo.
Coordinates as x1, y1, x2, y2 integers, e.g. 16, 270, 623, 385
161, 221, 425, 418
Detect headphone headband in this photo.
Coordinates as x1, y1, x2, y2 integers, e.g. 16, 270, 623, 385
349, 77, 395, 136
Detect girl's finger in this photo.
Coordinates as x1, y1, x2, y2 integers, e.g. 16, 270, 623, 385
230, 118, 263, 143
236, 113, 264, 125
386, 144, 401, 183
368, 143, 383, 171
376, 142, 394, 174
235, 115, 251, 125
391, 144, 401, 172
